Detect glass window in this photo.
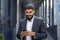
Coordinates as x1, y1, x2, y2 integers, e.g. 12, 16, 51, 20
43, 0, 46, 22
44, 0, 54, 27
47, 0, 49, 28
39, 3, 43, 18
0, 0, 4, 24
0, 0, 1, 23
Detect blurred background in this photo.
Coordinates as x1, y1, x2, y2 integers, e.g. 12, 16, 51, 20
0, 0, 60, 40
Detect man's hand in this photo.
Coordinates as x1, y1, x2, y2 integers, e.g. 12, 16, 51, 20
20, 31, 27, 37
20, 31, 35, 37
27, 31, 35, 36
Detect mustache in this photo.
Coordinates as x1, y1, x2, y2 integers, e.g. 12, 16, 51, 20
26, 15, 32, 16
26, 15, 32, 17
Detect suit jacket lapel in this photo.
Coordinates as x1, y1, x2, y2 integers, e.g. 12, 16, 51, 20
32, 17, 37, 32
22, 19, 27, 31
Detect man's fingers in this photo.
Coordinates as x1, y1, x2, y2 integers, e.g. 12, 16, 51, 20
20, 31, 35, 36
20, 31, 24, 36
20, 31, 28, 36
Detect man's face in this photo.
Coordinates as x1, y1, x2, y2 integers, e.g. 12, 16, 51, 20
25, 9, 35, 19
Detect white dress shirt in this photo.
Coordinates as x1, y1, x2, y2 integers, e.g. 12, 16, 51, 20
26, 16, 34, 40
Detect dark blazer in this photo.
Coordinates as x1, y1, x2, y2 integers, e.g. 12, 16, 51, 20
17, 16, 47, 40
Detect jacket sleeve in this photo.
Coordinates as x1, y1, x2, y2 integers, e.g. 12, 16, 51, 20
16, 22, 22, 39
34, 20, 47, 39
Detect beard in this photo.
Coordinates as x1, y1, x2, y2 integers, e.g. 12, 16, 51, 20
26, 15, 33, 21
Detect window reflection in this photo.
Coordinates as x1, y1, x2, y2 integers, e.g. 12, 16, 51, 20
0, 0, 1, 22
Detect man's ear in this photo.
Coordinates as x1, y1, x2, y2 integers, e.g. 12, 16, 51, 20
33, 10, 35, 14
25, 10, 27, 15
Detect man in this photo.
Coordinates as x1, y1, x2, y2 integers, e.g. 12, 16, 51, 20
17, 4, 47, 40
